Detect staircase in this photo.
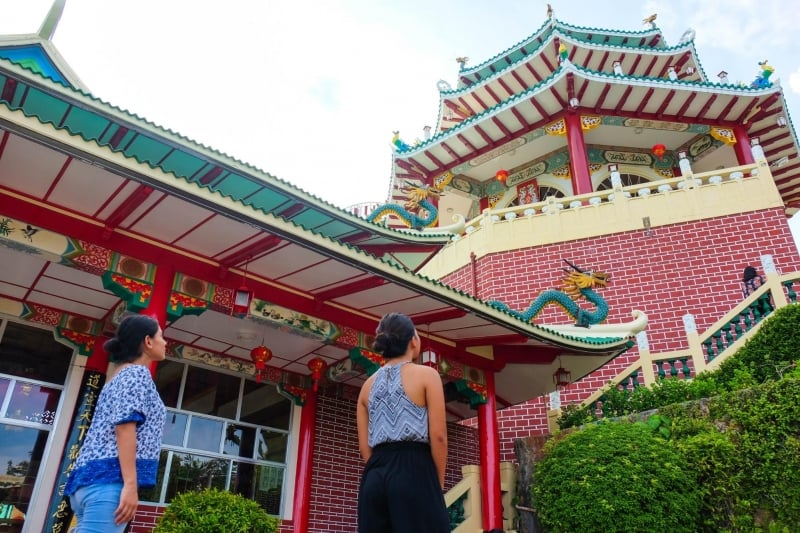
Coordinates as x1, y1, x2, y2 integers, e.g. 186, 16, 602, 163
574, 270, 799, 416
445, 462, 517, 532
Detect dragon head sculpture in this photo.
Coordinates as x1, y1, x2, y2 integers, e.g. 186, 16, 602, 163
561, 260, 610, 301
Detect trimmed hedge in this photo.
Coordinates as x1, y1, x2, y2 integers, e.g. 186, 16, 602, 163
154, 488, 280, 533
532, 420, 701, 532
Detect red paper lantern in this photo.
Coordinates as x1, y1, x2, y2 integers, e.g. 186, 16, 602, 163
495, 169, 509, 182
307, 357, 327, 392
250, 345, 272, 382
651, 143, 666, 161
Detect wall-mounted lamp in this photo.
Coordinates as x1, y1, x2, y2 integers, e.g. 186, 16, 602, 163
613, 61, 623, 75
777, 116, 788, 127
569, 97, 580, 109
642, 216, 652, 237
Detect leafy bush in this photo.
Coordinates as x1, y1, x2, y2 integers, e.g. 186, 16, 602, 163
532, 421, 701, 532
154, 488, 280, 533
709, 303, 800, 389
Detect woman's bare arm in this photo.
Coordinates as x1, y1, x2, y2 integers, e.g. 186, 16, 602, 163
114, 422, 139, 525
424, 367, 447, 488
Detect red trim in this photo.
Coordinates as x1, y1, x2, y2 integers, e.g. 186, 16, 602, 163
491, 344, 561, 363
497, 77, 514, 96
92, 180, 130, 219
629, 54, 643, 74
104, 184, 155, 230
0, 130, 9, 160
1, 78, 17, 103
292, 389, 318, 533
540, 50, 555, 72
565, 113, 593, 195
734, 125, 753, 167
696, 94, 718, 117
410, 308, 467, 325
484, 85, 502, 105
457, 97, 477, 117
510, 108, 528, 129
718, 96, 739, 122
761, 131, 791, 148
43, 157, 72, 201
171, 212, 216, 245
596, 51, 610, 72
473, 124, 494, 145
676, 92, 698, 117
424, 150, 445, 169
276, 202, 305, 219
478, 371, 502, 531
470, 92, 490, 111
440, 141, 460, 159
492, 117, 513, 137
456, 334, 528, 348
642, 56, 659, 77
314, 276, 386, 301
220, 235, 283, 267
635, 88, 655, 115
524, 62, 543, 83
593, 85, 611, 113
614, 86, 634, 113
510, 70, 527, 92
655, 89, 676, 118
528, 96, 549, 120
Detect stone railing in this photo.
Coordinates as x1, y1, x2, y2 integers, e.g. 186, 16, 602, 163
445, 462, 518, 532
464, 161, 764, 235
422, 158, 778, 280
567, 269, 799, 419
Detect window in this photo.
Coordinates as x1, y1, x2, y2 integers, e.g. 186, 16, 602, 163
596, 173, 651, 190
144, 360, 292, 515
0, 320, 72, 530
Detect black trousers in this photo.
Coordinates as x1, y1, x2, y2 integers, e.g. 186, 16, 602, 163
358, 441, 450, 533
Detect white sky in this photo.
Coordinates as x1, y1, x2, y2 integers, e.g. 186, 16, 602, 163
3, 0, 800, 250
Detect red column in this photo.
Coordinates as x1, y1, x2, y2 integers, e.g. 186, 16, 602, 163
564, 113, 593, 195
477, 371, 503, 531
293, 390, 318, 533
140, 263, 174, 376
84, 335, 110, 374
733, 125, 755, 166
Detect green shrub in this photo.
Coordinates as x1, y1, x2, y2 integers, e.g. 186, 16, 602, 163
532, 421, 701, 532
154, 488, 280, 533
709, 304, 800, 389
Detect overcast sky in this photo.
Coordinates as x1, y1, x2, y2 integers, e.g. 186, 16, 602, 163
4, 0, 800, 251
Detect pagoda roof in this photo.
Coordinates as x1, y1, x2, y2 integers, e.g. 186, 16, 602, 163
439, 33, 703, 132
392, 60, 800, 210
457, 18, 668, 88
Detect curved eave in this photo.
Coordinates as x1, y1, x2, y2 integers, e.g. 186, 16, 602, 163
395, 64, 800, 208
438, 34, 702, 129
0, 34, 86, 90
458, 18, 664, 85
0, 57, 453, 271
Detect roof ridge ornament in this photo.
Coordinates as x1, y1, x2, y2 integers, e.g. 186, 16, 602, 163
37, 0, 67, 41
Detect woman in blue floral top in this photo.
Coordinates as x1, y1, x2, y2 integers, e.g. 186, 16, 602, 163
65, 314, 167, 532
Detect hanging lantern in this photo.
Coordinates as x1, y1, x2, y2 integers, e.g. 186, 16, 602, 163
495, 169, 509, 182
552, 360, 571, 390
421, 350, 438, 369
651, 143, 667, 161
250, 345, 272, 382
308, 357, 327, 392
232, 285, 253, 318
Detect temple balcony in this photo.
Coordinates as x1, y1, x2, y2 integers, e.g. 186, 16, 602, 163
422, 157, 780, 279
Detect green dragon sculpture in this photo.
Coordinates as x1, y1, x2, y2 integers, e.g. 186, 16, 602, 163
368, 171, 455, 230
367, 183, 440, 230
489, 260, 610, 327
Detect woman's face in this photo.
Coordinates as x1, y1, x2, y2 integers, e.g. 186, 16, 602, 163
145, 326, 167, 361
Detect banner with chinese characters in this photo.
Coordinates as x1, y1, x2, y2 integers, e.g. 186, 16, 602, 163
44, 370, 105, 533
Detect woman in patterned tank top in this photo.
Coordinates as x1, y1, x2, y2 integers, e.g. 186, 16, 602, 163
356, 312, 449, 532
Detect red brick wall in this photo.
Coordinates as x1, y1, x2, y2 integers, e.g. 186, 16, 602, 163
129, 393, 480, 532
446, 208, 800, 459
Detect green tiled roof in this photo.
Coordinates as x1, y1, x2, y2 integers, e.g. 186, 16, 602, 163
0, 56, 453, 271
458, 18, 664, 86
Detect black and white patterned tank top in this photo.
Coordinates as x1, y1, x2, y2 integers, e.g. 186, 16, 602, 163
367, 362, 429, 447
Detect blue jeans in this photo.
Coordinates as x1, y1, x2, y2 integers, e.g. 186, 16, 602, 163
69, 483, 128, 533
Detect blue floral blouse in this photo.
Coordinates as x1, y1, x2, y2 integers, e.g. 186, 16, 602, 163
65, 364, 166, 495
